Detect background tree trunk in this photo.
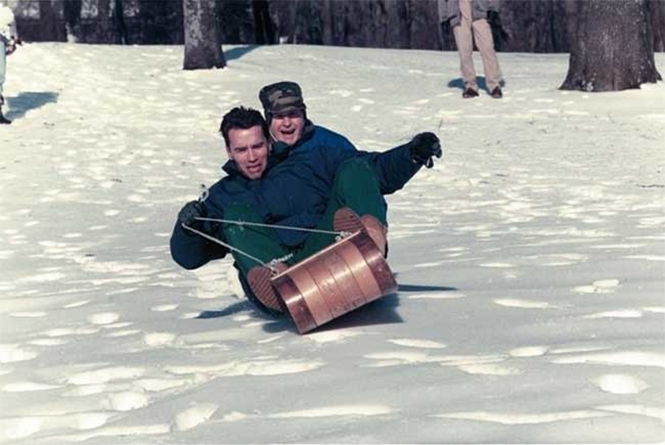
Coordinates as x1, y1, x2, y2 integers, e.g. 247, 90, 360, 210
38, 0, 65, 42
183, 0, 226, 70
408, 0, 441, 50
138, 0, 183, 44
63, 0, 82, 42
97, 0, 113, 43
252, 0, 274, 44
114, 0, 129, 44
561, 0, 661, 91
647, 0, 665, 51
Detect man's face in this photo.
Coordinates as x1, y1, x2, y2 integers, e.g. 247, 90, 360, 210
226, 125, 269, 180
269, 109, 305, 146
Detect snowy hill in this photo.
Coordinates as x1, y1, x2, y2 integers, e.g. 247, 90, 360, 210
0, 43, 664, 444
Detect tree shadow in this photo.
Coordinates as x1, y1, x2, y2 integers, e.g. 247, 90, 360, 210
6, 92, 59, 121
225, 45, 260, 62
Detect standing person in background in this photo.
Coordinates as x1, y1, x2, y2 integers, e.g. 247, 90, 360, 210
0, 2, 19, 124
439, 0, 504, 99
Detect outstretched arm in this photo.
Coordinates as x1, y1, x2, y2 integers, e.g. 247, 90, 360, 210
169, 200, 229, 270
360, 132, 442, 195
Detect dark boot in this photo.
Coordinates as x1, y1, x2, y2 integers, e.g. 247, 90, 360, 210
462, 88, 479, 99
490, 86, 503, 99
0, 106, 10, 125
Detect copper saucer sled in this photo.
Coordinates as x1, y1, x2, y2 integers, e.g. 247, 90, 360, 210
271, 230, 397, 334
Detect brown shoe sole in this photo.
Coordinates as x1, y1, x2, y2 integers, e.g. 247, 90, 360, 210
334, 208, 387, 257
246, 263, 288, 313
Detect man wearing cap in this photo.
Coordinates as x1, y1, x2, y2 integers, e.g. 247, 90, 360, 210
170, 83, 442, 315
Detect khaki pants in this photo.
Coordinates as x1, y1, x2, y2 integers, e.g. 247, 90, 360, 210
452, 0, 502, 92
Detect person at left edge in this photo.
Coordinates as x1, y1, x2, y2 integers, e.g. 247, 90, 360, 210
0, 3, 19, 124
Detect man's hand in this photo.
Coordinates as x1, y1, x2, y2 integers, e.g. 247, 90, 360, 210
178, 200, 206, 228
5, 43, 16, 56
410, 132, 442, 168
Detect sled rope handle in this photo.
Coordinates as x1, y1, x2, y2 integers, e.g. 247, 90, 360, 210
181, 185, 349, 271
181, 223, 267, 268
195, 184, 349, 238
181, 223, 296, 274
195, 217, 350, 238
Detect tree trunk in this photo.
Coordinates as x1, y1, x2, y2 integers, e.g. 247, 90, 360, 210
39, 0, 65, 41
139, 0, 183, 44
183, 0, 226, 70
114, 0, 129, 44
561, 0, 661, 92
97, 0, 113, 43
647, 0, 665, 51
63, 0, 82, 42
252, 0, 274, 44
408, 0, 440, 50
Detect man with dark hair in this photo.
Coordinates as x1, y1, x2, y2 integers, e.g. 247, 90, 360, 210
170, 85, 442, 315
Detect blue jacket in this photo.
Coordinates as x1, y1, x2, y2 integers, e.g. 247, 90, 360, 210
170, 122, 421, 270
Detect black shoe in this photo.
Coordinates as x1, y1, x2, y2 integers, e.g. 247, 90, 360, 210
490, 87, 503, 99
0, 114, 11, 125
462, 88, 479, 99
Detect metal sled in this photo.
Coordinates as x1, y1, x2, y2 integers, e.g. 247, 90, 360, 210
271, 229, 397, 334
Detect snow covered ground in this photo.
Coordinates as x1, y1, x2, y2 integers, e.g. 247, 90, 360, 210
0, 43, 663, 444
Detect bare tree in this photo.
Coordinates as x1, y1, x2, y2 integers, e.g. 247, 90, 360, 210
114, 0, 129, 44
97, 0, 112, 43
63, 0, 82, 42
39, 0, 65, 41
182, 0, 226, 70
561, 0, 661, 92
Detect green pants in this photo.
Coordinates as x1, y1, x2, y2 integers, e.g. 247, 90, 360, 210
224, 158, 387, 278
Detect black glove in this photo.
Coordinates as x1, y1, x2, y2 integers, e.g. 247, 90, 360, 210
178, 200, 206, 228
410, 132, 442, 168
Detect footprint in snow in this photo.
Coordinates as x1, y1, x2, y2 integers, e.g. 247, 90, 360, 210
509, 346, 549, 357
573, 279, 620, 294
407, 291, 464, 300
493, 298, 558, 309
67, 366, 147, 385
172, 403, 218, 431
0, 344, 39, 363
103, 391, 149, 411
388, 338, 447, 349
87, 312, 121, 325
583, 309, 643, 319
593, 374, 649, 394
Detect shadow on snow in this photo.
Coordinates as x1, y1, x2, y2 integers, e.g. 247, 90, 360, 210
6, 92, 59, 121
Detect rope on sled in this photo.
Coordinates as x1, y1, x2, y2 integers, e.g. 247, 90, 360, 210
181, 223, 268, 268
195, 217, 350, 238
181, 184, 349, 272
